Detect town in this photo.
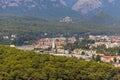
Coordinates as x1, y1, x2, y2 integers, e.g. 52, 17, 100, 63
14, 35, 120, 67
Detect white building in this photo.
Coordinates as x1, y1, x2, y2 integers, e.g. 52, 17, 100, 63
101, 56, 120, 63
60, 16, 72, 23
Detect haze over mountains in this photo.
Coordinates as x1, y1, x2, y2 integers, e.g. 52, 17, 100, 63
0, 0, 120, 23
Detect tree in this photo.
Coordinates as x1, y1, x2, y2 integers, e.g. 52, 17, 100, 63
0, 45, 118, 80
81, 51, 85, 55
95, 55, 101, 62
114, 58, 117, 63
117, 49, 120, 55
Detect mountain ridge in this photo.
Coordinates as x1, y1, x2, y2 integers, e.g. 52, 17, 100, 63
0, 0, 119, 21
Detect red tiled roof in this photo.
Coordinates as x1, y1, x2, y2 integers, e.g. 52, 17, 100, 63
101, 56, 120, 59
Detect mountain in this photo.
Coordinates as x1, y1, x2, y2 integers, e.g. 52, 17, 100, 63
66, 0, 120, 18
0, 0, 120, 21
100, 0, 120, 17
72, 0, 102, 14
79, 12, 120, 26
0, 0, 80, 19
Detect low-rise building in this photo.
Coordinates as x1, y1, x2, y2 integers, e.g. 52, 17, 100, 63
35, 37, 76, 49
101, 56, 120, 63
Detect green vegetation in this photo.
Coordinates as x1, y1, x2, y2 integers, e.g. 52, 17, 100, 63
64, 39, 94, 51
0, 45, 120, 80
0, 15, 120, 45
95, 55, 101, 62
94, 45, 120, 56
1, 16, 120, 34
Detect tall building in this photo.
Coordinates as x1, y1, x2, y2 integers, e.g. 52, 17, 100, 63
52, 40, 55, 51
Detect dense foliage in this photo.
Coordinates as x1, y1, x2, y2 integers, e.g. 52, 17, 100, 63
64, 39, 95, 51
94, 45, 120, 56
0, 45, 120, 80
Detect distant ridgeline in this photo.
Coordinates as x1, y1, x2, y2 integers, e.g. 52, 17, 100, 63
0, 45, 119, 80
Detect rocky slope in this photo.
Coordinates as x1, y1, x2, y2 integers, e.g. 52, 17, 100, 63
0, 0, 119, 19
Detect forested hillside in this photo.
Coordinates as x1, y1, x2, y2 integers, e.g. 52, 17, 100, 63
1, 16, 120, 45
0, 45, 120, 80
1, 16, 120, 34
